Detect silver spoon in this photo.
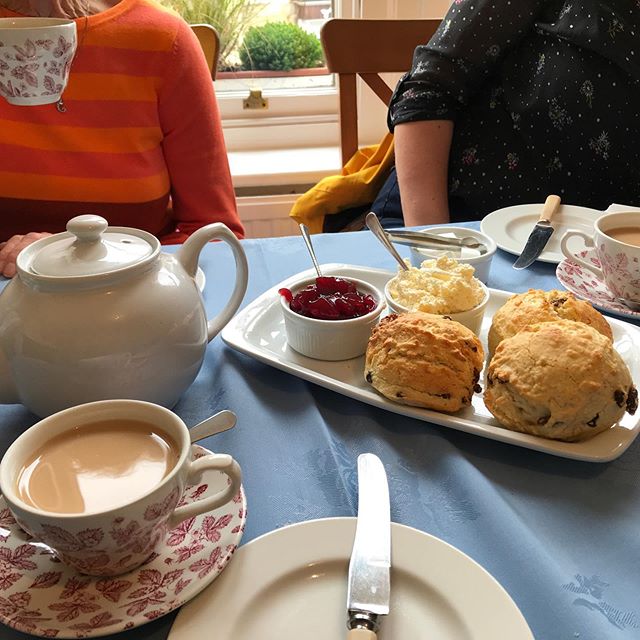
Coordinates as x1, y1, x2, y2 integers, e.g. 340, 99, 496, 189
299, 223, 323, 277
365, 212, 409, 271
189, 410, 237, 443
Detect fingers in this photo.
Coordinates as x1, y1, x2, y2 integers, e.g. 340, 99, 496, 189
0, 233, 52, 278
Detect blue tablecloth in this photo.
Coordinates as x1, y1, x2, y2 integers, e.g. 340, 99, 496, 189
2, 222, 639, 640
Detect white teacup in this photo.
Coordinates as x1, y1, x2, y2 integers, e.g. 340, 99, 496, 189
0, 400, 242, 576
0, 17, 77, 106
560, 211, 640, 305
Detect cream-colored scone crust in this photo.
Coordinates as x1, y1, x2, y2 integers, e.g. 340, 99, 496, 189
387, 254, 484, 314
484, 320, 638, 441
364, 312, 485, 412
487, 288, 612, 355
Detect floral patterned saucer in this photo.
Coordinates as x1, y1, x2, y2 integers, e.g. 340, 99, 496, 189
0, 445, 247, 639
556, 249, 640, 320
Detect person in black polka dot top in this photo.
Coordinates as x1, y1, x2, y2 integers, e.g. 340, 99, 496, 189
376, 0, 640, 227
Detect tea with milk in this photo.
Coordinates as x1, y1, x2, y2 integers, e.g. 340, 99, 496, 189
16, 419, 179, 514
607, 226, 640, 248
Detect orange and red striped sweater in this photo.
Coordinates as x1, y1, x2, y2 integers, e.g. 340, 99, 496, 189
0, 0, 244, 243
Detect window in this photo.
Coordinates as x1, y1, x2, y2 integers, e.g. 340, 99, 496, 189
215, 0, 348, 152
164, 1, 449, 154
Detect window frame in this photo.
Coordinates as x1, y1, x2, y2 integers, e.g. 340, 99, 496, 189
219, 0, 448, 153
217, 0, 356, 152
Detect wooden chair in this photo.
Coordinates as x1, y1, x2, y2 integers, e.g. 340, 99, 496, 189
320, 19, 441, 166
190, 23, 220, 80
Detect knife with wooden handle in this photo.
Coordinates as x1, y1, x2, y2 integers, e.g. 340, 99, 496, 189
348, 629, 378, 639
346, 453, 391, 639
512, 194, 561, 269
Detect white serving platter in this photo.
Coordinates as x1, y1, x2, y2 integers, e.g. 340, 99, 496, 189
221, 264, 640, 462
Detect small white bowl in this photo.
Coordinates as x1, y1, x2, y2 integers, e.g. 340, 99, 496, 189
280, 276, 385, 360
384, 278, 490, 335
408, 226, 497, 284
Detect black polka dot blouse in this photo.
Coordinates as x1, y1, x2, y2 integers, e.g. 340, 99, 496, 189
388, 0, 640, 221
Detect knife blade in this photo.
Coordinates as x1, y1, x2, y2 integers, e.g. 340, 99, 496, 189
346, 453, 391, 639
512, 194, 561, 269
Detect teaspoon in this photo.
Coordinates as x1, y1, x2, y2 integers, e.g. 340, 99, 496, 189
189, 410, 237, 443
365, 212, 409, 271
299, 223, 323, 277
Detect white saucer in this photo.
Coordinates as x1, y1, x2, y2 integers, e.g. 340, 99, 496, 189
0, 445, 246, 639
169, 518, 534, 640
556, 249, 640, 320
481, 203, 601, 264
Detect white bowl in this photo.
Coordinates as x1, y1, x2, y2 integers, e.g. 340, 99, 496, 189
280, 276, 385, 360
384, 278, 490, 336
408, 226, 497, 284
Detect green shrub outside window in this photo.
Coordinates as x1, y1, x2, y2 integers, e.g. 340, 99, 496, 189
240, 22, 324, 71
159, 1, 325, 72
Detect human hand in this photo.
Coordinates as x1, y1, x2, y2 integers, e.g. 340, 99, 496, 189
0, 233, 52, 278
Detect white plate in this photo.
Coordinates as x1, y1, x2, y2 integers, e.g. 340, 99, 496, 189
556, 249, 640, 320
0, 445, 246, 639
480, 203, 602, 264
221, 264, 640, 462
169, 517, 534, 640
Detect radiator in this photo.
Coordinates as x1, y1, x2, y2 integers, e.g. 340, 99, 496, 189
237, 194, 301, 238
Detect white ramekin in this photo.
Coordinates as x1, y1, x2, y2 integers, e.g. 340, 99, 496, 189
408, 226, 497, 284
280, 276, 384, 360
384, 278, 490, 336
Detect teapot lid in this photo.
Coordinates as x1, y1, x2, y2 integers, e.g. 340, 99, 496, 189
24, 215, 159, 278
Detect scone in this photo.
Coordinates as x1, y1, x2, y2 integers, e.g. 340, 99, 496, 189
484, 320, 637, 441
488, 289, 612, 355
364, 312, 484, 412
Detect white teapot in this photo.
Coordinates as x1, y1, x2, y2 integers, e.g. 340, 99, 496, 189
0, 215, 248, 417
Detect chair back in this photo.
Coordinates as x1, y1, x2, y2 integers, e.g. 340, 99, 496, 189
320, 19, 440, 166
191, 23, 220, 80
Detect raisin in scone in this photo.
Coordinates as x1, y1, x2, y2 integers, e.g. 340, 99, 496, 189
485, 320, 637, 441
488, 289, 612, 355
364, 312, 484, 412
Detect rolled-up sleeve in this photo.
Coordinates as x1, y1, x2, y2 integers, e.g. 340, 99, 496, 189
388, 0, 545, 130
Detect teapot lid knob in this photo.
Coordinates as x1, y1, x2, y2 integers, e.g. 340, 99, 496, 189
67, 215, 108, 243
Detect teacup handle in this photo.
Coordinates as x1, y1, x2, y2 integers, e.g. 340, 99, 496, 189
167, 453, 242, 529
560, 229, 604, 279
176, 223, 249, 341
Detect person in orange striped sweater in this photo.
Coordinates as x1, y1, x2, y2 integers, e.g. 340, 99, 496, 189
0, 0, 244, 277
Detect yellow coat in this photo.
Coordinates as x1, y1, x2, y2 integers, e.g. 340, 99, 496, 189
289, 133, 394, 233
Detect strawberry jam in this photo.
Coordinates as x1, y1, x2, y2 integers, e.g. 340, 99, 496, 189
279, 277, 377, 320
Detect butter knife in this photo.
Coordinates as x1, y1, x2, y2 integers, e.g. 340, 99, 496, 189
346, 453, 391, 639
512, 195, 561, 269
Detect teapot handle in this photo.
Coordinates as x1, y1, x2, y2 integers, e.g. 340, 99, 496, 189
176, 224, 248, 342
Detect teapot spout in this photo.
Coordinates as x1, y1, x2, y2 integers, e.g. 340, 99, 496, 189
0, 348, 18, 405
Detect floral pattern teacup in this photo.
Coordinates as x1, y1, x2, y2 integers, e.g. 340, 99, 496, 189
0, 400, 242, 576
0, 17, 77, 106
560, 211, 640, 305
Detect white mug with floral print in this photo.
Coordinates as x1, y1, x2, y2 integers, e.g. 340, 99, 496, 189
0, 400, 242, 576
0, 17, 77, 105
560, 211, 640, 305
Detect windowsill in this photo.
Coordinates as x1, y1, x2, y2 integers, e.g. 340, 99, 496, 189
228, 146, 341, 190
